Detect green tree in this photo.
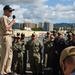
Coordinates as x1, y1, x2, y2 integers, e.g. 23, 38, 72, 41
32, 28, 44, 31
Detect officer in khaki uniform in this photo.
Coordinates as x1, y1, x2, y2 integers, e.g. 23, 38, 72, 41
26, 33, 42, 74
0, 5, 15, 74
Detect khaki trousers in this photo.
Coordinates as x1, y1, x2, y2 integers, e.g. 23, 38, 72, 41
0, 35, 13, 74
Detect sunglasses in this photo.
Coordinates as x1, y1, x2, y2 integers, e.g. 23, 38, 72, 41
32, 35, 35, 37
58, 34, 62, 35
9, 10, 12, 12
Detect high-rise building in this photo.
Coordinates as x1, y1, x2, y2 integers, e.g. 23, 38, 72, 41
43, 21, 53, 31
15, 21, 53, 31
48, 22, 53, 31
28, 22, 35, 28
38, 22, 44, 28
20, 23, 23, 29
35, 23, 38, 28
20, 21, 37, 29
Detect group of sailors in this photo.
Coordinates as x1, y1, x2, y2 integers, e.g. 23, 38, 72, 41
11, 30, 75, 75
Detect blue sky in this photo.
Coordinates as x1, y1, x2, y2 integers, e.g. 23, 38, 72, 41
46, 0, 74, 6
0, 0, 75, 23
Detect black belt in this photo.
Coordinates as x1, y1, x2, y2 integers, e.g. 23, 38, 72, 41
0, 34, 12, 35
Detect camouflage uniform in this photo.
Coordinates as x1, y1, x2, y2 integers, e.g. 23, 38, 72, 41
53, 30, 57, 37
26, 33, 42, 73
66, 32, 72, 46
47, 35, 54, 68
13, 37, 25, 74
43, 31, 51, 67
21, 33, 27, 74
12, 35, 17, 45
12, 35, 17, 71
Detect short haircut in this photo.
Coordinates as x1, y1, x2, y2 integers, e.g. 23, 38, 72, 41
64, 48, 75, 65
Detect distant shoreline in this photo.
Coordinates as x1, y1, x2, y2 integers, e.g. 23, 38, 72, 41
13, 30, 47, 37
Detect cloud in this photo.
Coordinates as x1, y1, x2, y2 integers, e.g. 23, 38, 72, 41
23, 2, 75, 23
0, 0, 75, 23
0, 0, 48, 5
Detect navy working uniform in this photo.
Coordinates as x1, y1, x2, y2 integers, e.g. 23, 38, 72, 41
26, 33, 42, 73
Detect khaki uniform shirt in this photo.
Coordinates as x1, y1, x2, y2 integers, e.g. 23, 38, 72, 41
0, 15, 12, 35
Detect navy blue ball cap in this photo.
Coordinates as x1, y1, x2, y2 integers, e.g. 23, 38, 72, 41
3, 5, 15, 11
